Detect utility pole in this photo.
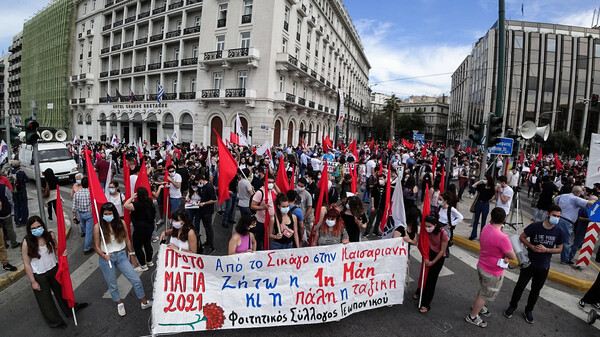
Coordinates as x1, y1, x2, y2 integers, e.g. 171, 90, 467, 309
358, 100, 363, 143
31, 101, 47, 225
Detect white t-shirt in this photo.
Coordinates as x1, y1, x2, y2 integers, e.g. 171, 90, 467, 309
366, 160, 376, 177
510, 172, 520, 187
497, 185, 514, 215
169, 173, 183, 198
311, 157, 321, 171
401, 153, 409, 164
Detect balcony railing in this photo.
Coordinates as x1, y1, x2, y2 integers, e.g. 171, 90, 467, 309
319, 76, 325, 83
202, 89, 220, 98
147, 63, 161, 70
310, 70, 317, 78
103, 24, 111, 31
164, 60, 179, 68
288, 55, 298, 66
138, 10, 150, 19
125, 16, 136, 24
298, 97, 306, 106
123, 41, 133, 48
110, 69, 120, 76
150, 34, 163, 42
226, 88, 246, 97
121, 67, 132, 74
134, 95, 144, 101
163, 93, 177, 100
165, 30, 181, 38
180, 92, 196, 99
105, 1, 114, 8
78, 32, 83, 39
152, 6, 166, 15
99, 97, 107, 103
111, 44, 121, 51
286, 93, 296, 103
71, 75, 78, 81
228, 48, 248, 58
134, 65, 146, 72
300, 63, 308, 72
308, 101, 315, 108
204, 50, 222, 60
217, 18, 226, 28
148, 94, 158, 101
187, 0, 202, 4
241, 14, 252, 24
181, 57, 198, 66
136, 37, 148, 45
71, 98, 78, 104
318, 104, 323, 111
184, 26, 200, 34
284, 21, 289, 31
169, 1, 184, 10
79, 73, 86, 79
100, 71, 109, 78
113, 20, 123, 27
79, 98, 86, 103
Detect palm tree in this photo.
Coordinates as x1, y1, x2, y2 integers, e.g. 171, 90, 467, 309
383, 94, 400, 141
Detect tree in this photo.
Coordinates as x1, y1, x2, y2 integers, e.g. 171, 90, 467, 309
541, 131, 586, 157
383, 95, 400, 141
395, 109, 426, 139
371, 111, 391, 141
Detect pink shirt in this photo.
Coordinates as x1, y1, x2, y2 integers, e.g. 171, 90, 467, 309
428, 229, 449, 255
251, 188, 275, 224
478, 224, 513, 276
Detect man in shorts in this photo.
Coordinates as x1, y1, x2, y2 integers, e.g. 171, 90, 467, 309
466, 207, 516, 328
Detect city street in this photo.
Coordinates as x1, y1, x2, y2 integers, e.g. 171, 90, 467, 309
0, 180, 598, 336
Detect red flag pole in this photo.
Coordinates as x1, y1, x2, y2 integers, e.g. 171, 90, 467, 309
264, 170, 270, 250
85, 147, 112, 268
54, 186, 77, 324
122, 153, 132, 242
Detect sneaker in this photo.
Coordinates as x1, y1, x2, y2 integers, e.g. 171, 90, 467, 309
361, 233, 369, 239
479, 306, 492, 318
152, 237, 159, 243
504, 306, 516, 319
141, 300, 153, 310
560, 260, 574, 265
524, 311, 534, 324
134, 265, 148, 272
2, 263, 17, 271
117, 303, 126, 317
147, 261, 154, 267
465, 314, 487, 328
579, 299, 586, 309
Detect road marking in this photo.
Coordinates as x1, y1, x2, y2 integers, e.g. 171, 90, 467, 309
410, 246, 454, 277
71, 255, 100, 290
102, 250, 159, 299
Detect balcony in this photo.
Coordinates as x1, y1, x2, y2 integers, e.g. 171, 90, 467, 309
300, 63, 308, 72
148, 94, 158, 101
318, 104, 323, 111
165, 30, 181, 39
187, 0, 203, 5
71, 98, 77, 105
316, 25, 323, 36
286, 93, 296, 103
134, 95, 144, 101
203, 50, 222, 60
181, 57, 198, 66
152, 6, 166, 15
125, 16, 136, 24
100, 71, 109, 78
308, 16, 316, 27
121, 67, 132, 74
163, 93, 177, 100
138, 10, 150, 19
308, 101, 315, 108
200, 88, 256, 107
113, 20, 123, 28
136, 37, 148, 45
202, 89, 220, 98
169, 1, 184, 10
122, 41, 134, 48
180, 92, 196, 99
323, 34, 329, 43
284, 21, 289, 31
325, 107, 329, 113
109, 69, 120, 76
150, 34, 163, 42
134, 65, 146, 72
101, 47, 110, 54
71, 75, 78, 81
147, 62, 161, 70
310, 70, 317, 78
79, 98, 86, 104
319, 76, 325, 83
163, 60, 179, 68
241, 14, 251, 24
78, 32, 83, 39
103, 24, 112, 32
298, 97, 306, 106
105, 1, 114, 8
297, 3, 307, 17
111, 44, 121, 52
183, 26, 200, 34
217, 18, 226, 28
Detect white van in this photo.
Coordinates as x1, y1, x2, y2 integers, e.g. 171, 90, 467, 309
19, 142, 79, 182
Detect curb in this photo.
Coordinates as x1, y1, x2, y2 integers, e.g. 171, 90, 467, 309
0, 225, 72, 292
453, 235, 594, 292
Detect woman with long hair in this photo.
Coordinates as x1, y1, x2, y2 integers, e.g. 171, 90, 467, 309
469, 174, 496, 240
159, 210, 197, 253
228, 214, 257, 254
22, 216, 87, 328
124, 187, 155, 271
269, 194, 299, 249
314, 208, 349, 246
185, 177, 203, 233
94, 202, 152, 317
342, 196, 367, 242
42, 168, 59, 220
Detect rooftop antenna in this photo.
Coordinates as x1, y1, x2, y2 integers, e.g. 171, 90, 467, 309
593, 9, 597, 28
596, 7, 600, 27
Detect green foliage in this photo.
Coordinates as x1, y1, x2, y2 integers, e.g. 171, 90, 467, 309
541, 131, 586, 157
370, 112, 390, 141
395, 109, 425, 139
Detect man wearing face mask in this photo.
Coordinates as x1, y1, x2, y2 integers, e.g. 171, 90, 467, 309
72, 177, 94, 255
295, 178, 313, 243
504, 205, 565, 324
251, 176, 277, 250
363, 174, 387, 238
166, 165, 183, 213
197, 175, 217, 254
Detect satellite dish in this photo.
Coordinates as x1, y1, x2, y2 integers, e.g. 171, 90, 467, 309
55, 130, 67, 142
41, 130, 53, 141
519, 121, 536, 139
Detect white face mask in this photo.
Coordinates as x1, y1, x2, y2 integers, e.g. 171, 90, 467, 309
379, 180, 385, 185
426, 226, 435, 233
268, 183, 274, 190
172, 221, 183, 229
325, 219, 336, 227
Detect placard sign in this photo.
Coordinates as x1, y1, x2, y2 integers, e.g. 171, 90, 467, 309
151, 240, 407, 334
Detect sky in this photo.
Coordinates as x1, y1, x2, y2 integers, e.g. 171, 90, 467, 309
1, 0, 600, 98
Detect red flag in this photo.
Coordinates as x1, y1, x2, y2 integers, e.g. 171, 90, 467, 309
421, 143, 427, 157
230, 131, 239, 145
554, 153, 563, 171
310, 162, 328, 246
387, 140, 392, 150
350, 163, 357, 194
527, 160, 536, 179
122, 153, 132, 242
348, 139, 359, 160
537, 147, 543, 162
379, 164, 393, 232
418, 185, 431, 291
264, 170, 271, 250
276, 156, 290, 194
54, 187, 75, 308
440, 166, 446, 194
215, 129, 239, 204
576, 154, 582, 161
163, 154, 172, 219
290, 164, 295, 191
431, 156, 438, 176
134, 159, 153, 200
300, 137, 307, 149
369, 139, 375, 151
85, 147, 108, 224
338, 141, 346, 152
519, 150, 524, 166
322, 137, 330, 153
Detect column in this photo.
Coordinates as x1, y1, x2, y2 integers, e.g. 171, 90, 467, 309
142, 121, 149, 143
129, 121, 134, 144
106, 121, 112, 141
116, 121, 122, 141
177, 70, 182, 96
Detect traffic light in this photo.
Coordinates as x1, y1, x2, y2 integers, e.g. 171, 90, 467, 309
24, 118, 39, 145
469, 123, 485, 145
487, 115, 503, 146
592, 94, 599, 107
512, 140, 520, 157
9, 127, 20, 143
248, 129, 252, 137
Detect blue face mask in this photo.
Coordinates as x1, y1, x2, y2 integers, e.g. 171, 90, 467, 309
103, 215, 114, 222
482, 180, 488, 185
198, 183, 204, 188
76, 180, 82, 185
548, 216, 559, 226
31, 227, 44, 237
438, 200, 444, 206
192, 187, 198, 191
326, 219, 336, 227
108, 188, 116, 194
280, 207, 290, 214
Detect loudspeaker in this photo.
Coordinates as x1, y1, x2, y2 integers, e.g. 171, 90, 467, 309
535, 125, 550, 141
519, 121, 550, 141
41, 130, 53, 141
55, 130, 67, 142
37, 127, 69, 142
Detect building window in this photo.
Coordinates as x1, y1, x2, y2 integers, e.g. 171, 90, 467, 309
175, 48, 179, 60
191, 78, 196, 92
292, 81, 297, 95
195, 16, 201, 27
83, 3, 87, 14
279, 75, 285, 92
241, 32, 250, 48
295, 47, 300, 58
158, 51, 162, 63
515, 35, 523, 49
90, 19, 94, 29
282, 38, 288, 53
79, 88, 82, 98
172, 79, 177, 93
176, 21, 182, 31
216, 35, 225, 51
244, 0, 253, 15
213, 72, 222, 89
284, 6, 290, 31
238, 70, 248, 89
81, 23, 85, 33
88, 63, 91, 73
192, 45, 198, 58
87, 86, 91, 98
92, 0, 96, 10
218, 3, 228, 27
547, 38, 556, 53
595, 43, 600, 57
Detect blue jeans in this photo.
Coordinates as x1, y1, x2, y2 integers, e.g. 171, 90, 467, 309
533, 208, 547, 222
13, 192, 29, 225
569, 221, 589, 261
271, 241, 293, 250
98, 249, 145, 302
222, 193, 237, 224
78, 211, 94, 251
238, 206, 251, 217
187, 208, 201, 233
170, 197, 181, 216
471, 201, 489, 239
557, 218, 573, 263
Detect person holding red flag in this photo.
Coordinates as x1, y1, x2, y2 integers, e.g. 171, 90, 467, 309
250, 174, 277, 250
196, 174, 217, 254
22, 216, 87, 328
416, 213, 449, 313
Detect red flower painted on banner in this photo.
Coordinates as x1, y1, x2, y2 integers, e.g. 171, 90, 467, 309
203, 303, 225, 330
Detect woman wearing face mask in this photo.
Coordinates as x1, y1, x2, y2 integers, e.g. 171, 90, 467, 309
106, 181, 125, 218
228, 214, 257, 254
159, 210, 197, 253
314, 208, 349, 246
269, 194, 299, 249
185, 177, 203, 233
94, 202, 152, 317
437, 191, 464, 248
123, 187, 156, 272
414, 214, 449, 313
22, 216, 88, 328
469, 174, 496, 241
403, 176, 419, 211
342, 196, 368, 242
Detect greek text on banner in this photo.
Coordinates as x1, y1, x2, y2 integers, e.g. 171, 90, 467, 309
151, 239, 408, 334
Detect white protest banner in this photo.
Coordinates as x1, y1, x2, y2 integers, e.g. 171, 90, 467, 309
152, 239, 407, 334
586, 133, 600, 187
336, 89, 345, 126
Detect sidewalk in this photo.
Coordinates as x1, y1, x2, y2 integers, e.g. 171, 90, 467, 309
452, 189, 598, 292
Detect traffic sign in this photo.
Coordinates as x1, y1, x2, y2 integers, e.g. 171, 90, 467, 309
413, 134, 424, 141
589, 201, 600, 222
487, 137, 514, 155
